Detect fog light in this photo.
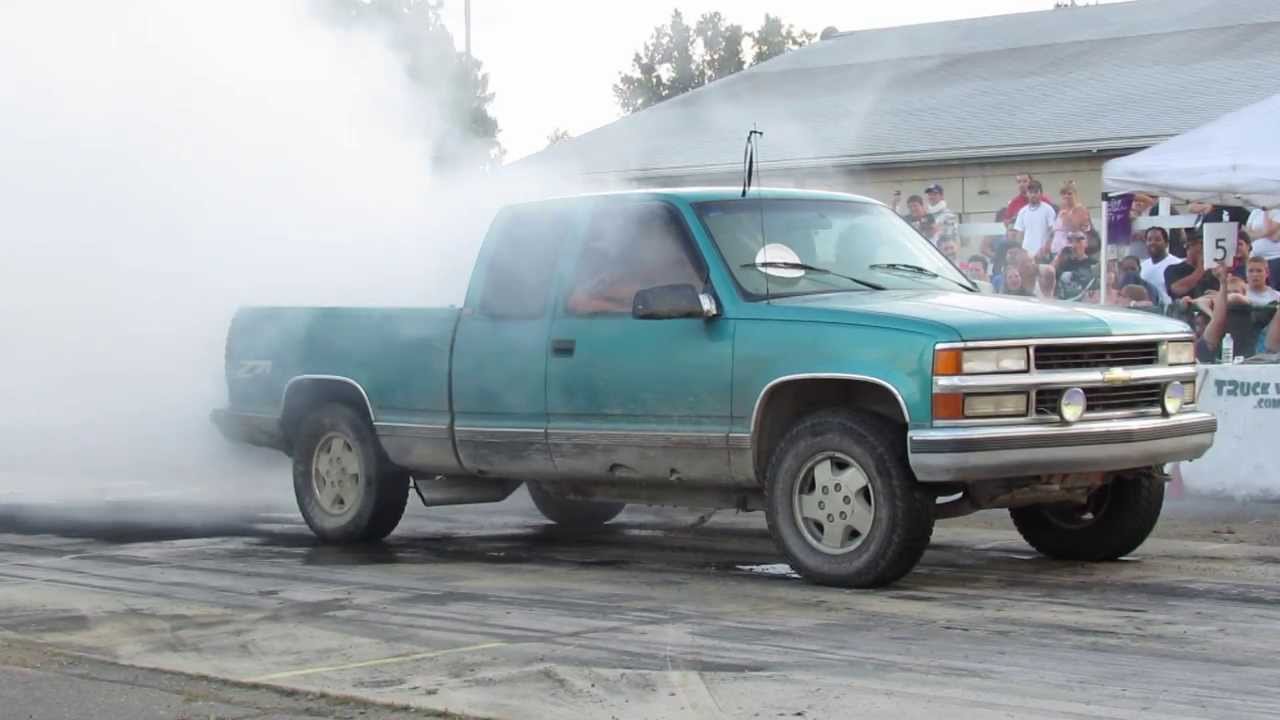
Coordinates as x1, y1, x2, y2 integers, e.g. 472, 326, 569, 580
1059, 387, 1087, 423
1163, 381, 1186, 416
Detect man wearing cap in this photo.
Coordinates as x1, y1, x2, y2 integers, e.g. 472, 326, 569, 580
923, 183, 958, 246
1053, 231, 1096, 299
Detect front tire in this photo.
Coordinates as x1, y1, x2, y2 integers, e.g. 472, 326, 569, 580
764, 410, 933, 588
292, 403, 409, 543
1009, 470, 1164, 561
527, 481, 625, 529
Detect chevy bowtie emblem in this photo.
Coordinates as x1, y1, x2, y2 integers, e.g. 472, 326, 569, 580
1102, 367, 1132, 385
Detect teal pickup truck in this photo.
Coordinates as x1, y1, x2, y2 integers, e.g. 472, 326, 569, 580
213, 188, 1216, 587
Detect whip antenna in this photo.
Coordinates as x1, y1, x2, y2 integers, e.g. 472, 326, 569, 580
741, 128, 763, 197
741, 127, 769, 300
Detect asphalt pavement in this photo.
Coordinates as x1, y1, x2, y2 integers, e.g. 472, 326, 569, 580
2, 484, 1279, 720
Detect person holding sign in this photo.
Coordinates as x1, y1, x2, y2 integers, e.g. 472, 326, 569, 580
1191, 262, 1233, 363
1165, 230, 1217, 300
1165, 226, 1244, 298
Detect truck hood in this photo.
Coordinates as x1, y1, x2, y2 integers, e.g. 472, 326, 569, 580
768, 291, 1192, 341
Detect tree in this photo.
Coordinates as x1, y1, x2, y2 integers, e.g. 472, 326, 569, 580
546, 128, 572, 147
320, 0, 503, 173
749, 14, 816, 66
613, 9, 811, 115
697, 11, 746, 82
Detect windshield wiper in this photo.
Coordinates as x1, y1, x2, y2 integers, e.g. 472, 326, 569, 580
742, 261, 885, 291
868, 262, 977, 292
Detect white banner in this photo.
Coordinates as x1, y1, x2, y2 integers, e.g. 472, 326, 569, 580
1177, 364, 1280, 498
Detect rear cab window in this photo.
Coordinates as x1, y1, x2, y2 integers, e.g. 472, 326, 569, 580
467, 204, 570, 320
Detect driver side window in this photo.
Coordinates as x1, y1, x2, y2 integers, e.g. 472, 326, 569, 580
565, 202, 704, 315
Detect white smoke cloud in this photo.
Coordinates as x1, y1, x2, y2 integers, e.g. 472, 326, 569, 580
0, 1, 495, 504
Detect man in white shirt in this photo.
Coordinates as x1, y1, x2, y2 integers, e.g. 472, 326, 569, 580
1139, 227, 1183, 307
1012, 180, 1057, 260
1247, 208, 1280, 260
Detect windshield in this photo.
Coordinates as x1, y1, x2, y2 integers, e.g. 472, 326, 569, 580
694, 199, 973, 299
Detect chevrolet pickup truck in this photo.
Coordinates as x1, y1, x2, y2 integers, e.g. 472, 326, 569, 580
212, 188, 1216, 587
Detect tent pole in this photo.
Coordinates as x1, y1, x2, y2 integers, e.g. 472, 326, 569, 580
1098, 192, 1108, 305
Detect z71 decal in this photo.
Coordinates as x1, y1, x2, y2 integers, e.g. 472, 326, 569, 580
234, 360, 273, 379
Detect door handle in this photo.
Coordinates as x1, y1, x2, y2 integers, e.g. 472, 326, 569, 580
551, 338, 576, 356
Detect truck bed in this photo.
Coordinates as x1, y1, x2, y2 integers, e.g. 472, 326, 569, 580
223, 306, 459, 427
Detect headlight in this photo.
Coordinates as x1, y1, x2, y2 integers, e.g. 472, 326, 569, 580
934, 347, 1028, 375
963, 393, 1028, 418
1059, 387, 1087, 423
1166, 341, 1195, 366
1162, 381, 1186, 416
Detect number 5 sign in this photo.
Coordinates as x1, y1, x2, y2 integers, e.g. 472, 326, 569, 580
1203, 222, 1238, 269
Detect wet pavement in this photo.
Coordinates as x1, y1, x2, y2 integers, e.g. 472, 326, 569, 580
2, 488, 1280, 719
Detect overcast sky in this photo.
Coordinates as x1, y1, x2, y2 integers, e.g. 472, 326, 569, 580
439, 0, 1118, 161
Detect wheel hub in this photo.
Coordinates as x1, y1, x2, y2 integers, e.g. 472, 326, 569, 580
312, 432, 362, 516
793, 451, 875, 555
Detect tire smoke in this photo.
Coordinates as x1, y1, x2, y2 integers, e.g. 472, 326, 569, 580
0, 1, 504, 513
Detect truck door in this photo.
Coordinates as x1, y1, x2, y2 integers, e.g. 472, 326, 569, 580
546, 199, 733, 483
452, 204, 572, 478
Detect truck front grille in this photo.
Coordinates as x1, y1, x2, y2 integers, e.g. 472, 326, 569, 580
1033, 342, 1160, 370
1035, 384, 1164, 416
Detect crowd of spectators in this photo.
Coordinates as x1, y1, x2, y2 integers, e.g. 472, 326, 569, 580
1124, 205, 1280, 360
890, 172, 1280, 361
893, 174, 1102, 302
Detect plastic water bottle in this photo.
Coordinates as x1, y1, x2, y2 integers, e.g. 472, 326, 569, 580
1221, 333, 1234, 364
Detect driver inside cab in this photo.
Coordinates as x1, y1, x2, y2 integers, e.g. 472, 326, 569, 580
566, 208, 704, 315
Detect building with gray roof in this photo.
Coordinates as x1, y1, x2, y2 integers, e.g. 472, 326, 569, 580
516, 0, 1280, 228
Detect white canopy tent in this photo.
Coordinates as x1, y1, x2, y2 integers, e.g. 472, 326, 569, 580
1103, 92, 1280, 208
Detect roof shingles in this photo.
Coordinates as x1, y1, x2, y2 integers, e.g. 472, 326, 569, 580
523, 0, 1280, 177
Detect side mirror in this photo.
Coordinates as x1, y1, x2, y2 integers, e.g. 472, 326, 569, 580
633, 284, 719, 319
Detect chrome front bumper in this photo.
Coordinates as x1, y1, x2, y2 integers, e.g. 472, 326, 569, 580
908, 412, 1217, 483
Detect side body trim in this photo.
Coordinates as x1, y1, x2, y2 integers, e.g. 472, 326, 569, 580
546, 430, 727, 449
375, 422, 463, 475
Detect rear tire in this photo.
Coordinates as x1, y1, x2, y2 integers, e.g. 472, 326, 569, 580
1009, 470, 1164, 561
527, 481, 625, 529
764, 409, 933, 588
292, 403, 409, 543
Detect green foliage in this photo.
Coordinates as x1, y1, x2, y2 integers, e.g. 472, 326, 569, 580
546, 128, 572, 147
614, 9, 813, 115
749, 13, 816, 65
320, 0, 503, 173
697, 11, 746, 82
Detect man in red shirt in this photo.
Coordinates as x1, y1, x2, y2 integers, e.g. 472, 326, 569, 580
1005, 173, 1053, 225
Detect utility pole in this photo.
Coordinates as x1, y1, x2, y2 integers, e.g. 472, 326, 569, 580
464, 0, 471, 61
